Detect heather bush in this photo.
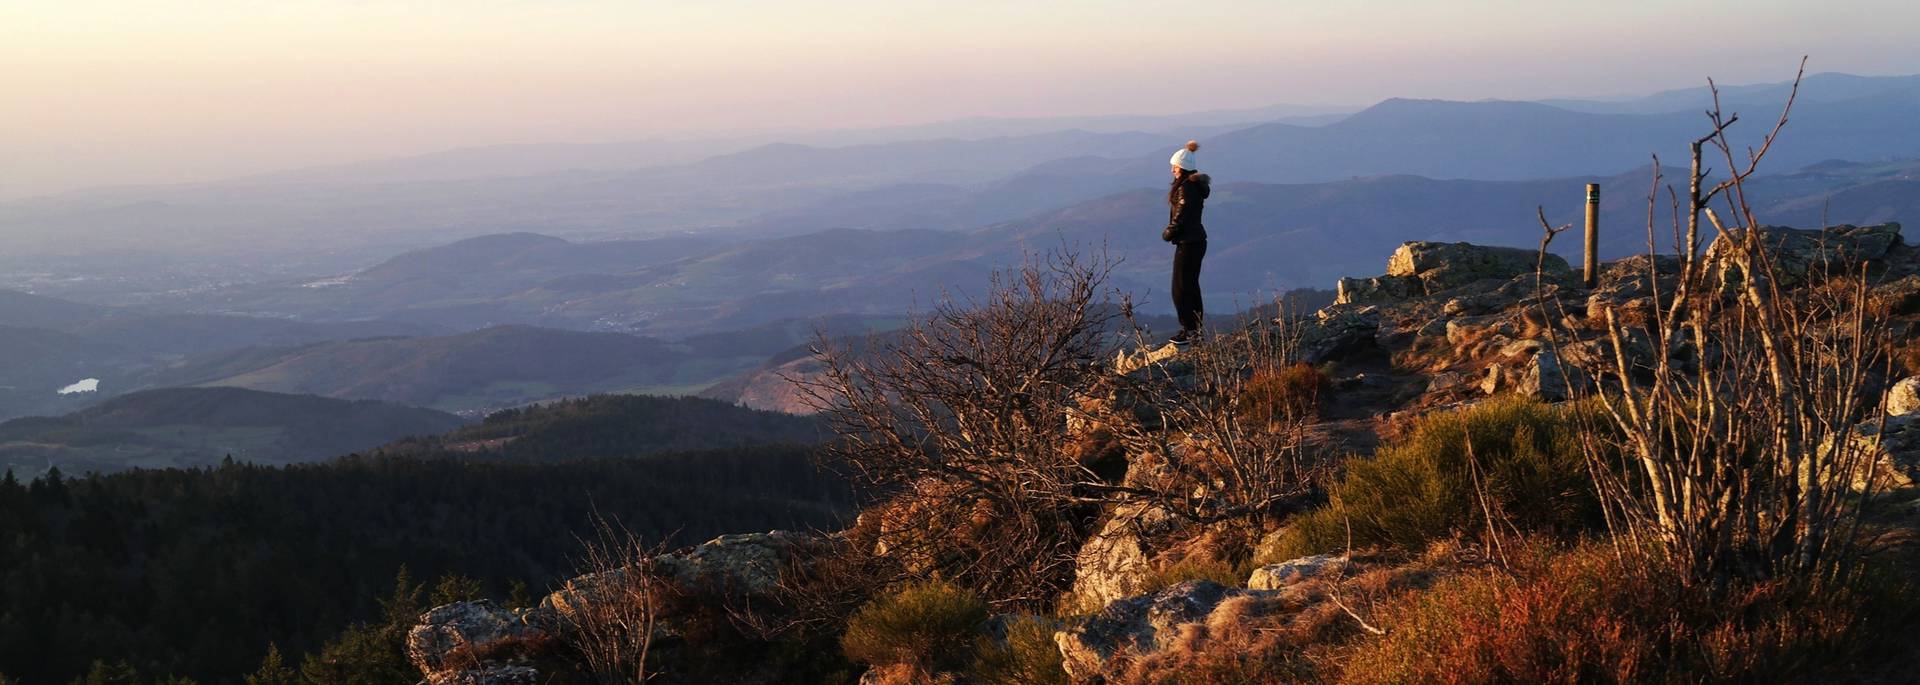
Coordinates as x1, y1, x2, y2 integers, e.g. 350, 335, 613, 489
1336, 544, 1920, 684
1268, 396, 1601, 561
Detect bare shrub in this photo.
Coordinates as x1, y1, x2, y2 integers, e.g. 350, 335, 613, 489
801, 252, 1127, 603
561, 521, 673, 683
1545, 61, 1893, 585
804, 251, 1320, 607
1105, 304, 1326, 536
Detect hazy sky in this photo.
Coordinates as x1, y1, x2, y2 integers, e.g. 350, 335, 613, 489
5, 0, 1918, 198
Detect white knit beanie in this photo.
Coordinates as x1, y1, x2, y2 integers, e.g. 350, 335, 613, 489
1169, 147, 1196, 171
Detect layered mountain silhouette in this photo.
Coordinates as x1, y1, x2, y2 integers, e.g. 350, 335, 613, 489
0, 387, 466, 473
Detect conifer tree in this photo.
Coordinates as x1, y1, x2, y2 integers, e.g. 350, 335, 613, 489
242, 645, 296, 685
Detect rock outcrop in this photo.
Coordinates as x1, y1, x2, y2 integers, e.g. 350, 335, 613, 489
1338, 241, 1568, 305
1068, 502, 1177, 611
1888, 377, 1920, 417
1055, 580, 1272, 682
1709, 223, 1904, 286
408, 531, 813, 685
1245, 554, 1348, 591
408, 601, 544, 682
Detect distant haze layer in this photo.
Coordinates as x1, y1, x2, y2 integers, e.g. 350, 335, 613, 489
5, 0, 1920, 198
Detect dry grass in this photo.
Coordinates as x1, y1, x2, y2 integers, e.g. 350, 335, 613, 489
1236, 363, 1332, 424
1105, 554, 1451, 685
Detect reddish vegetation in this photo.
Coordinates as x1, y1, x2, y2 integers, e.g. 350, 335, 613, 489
1236, 363, 1331, 424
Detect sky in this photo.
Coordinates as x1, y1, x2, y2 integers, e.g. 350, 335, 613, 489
4, 0, 1919, 199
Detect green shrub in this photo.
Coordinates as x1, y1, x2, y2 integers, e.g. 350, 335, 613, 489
1269, 396, 1601, 561
1336, 544, 1920, 684
842, 580, 989, 673
969, 616, 1070, 685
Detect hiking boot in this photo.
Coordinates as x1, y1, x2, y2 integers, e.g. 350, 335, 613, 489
1169, 329, 1200, 346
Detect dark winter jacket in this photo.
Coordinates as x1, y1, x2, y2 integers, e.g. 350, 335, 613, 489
1165, 173, 1211, 243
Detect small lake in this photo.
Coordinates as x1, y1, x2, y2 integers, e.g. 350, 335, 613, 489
58, 378, 100, 395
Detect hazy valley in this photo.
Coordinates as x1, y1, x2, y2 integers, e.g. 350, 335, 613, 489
6, 61, 1920, 685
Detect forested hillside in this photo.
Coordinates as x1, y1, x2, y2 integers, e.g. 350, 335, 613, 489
379, 394, 823, 461
0, 447, 852, 684
0, 387, 469, 473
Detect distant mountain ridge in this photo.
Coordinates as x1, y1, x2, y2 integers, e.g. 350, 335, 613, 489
137, 158, 1915, 340
145, 324, 722, 413
379, 394, 823, 462
0, 387, 467, 474
9, 72, 1913, 265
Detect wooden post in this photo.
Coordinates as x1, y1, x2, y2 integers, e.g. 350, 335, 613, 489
1584, 183, 1600, 288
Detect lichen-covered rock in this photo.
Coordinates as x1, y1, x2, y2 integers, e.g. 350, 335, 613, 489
1875, 274, 1920, 315
1519, 350, 1575, 401
1297, 305, 1380, 364
411, 531, 818, 684
1388, 241, 1569, 295
1709, 223, 1903, 287
539, 531, 805, 626
1069, 502, 1178, 611
1246, 554, 1347, 591
1335, 275, 1420, 305
1887, 377, 1920, 417
1054, 580, 1293, 683
407, 601, 543, 681
653, 531, 806, 594
1852, 415, 1920, 490
1056, 581, 1229, 681
422, 665, 541, 685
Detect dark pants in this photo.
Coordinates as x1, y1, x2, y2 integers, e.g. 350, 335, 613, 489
1172, 240, 1206, 331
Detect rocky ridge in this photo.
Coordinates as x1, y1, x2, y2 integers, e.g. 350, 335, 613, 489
407, 222, 1920, 684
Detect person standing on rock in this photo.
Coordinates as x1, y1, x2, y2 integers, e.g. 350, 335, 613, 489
1164, 140, 1210, 345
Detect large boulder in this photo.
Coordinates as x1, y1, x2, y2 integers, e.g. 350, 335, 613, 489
410, 531, 816, 684
653, 531, 807, 594
422, 665, 541, 685
1709, 223, 1903, 287
1518, 349, 1577, 401
1389, 242, 1569, 296
1067, 502, 1177, 611
407, 601, 544, 683
1054, 579, 1330, 684
1056, 581, 1267, 682
1296, 305, 1380, 364
1334, 275, 1420, 305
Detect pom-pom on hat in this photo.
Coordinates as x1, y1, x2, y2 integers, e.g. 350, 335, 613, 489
1169, 140, 1199, 170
